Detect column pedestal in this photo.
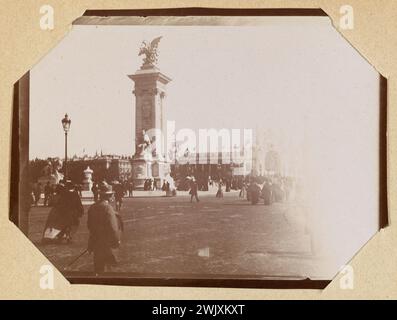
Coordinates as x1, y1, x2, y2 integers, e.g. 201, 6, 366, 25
129, 60, 172, 191
131, 156, 153, 189
151, 159, 171, 189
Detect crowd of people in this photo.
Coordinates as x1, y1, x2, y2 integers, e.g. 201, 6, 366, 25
31, 181, 83, 207
91, 180, 134, 201
175, 174, 244, 192
183, 174, 296, 206
30, 172, 296, 275
39, 181, 84, 244
32, 179, 123, 276
32, 176, 179, 274
242, 176, 295, 205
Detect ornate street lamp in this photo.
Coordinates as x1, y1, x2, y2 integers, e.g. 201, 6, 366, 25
61, 114, 71, 181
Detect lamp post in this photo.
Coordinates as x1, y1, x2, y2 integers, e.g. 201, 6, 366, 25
61, 114, 71, 181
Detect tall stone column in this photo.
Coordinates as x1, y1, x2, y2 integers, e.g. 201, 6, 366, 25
128, 39, 171, 189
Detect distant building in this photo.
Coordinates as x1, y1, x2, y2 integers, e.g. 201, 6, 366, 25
30, 130, 285, 187
67, 155, 133, 184
169, 150, 252, 182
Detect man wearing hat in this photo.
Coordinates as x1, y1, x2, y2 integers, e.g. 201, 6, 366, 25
87, 182, 122, 275
112, 180, 124, 212
189, 177, 200, 203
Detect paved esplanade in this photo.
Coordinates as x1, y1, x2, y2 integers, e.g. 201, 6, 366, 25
29, 191, 319, 279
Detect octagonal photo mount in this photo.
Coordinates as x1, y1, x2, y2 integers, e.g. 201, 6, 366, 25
9, 8, 388, 289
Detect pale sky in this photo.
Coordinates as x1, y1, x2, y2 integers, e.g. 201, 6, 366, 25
30, 17, 379, 166
29, 16, 375, 159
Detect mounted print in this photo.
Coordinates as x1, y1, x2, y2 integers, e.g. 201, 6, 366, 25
9, 9, 387, 289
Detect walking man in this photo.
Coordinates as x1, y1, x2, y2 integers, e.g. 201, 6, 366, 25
128, 181, 134, 197
239, 182, 247, 198
87, 182, 122, 275
249, 181, 261, 205
113, 181, 124, 212
189, 178, 200, 203
216, 181, 224, 198
261, 180, 272, 205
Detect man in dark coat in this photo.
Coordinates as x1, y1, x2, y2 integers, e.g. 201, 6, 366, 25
261, 180, 272, 205
56, 181, 84, 242
128, 181, 134, 197
113, 181, 124, 212
189, 178, 200, 203
87, 182, 121, 275
248, 181, 261, 205
216, 181, 223, 198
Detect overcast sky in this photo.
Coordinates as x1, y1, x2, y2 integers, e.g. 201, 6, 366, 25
30, 17, 377, 161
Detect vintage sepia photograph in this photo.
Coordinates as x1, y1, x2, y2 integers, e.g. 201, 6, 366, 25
10, 12, 387, 288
